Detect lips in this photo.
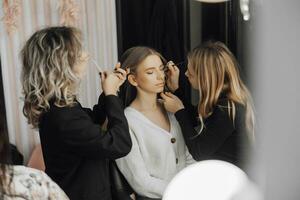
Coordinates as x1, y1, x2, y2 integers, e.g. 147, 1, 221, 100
156, 82, 165, 86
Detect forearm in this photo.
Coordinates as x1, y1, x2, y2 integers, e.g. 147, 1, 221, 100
175, 107, 235, 160
91, 92, 107, 125
174, 108, 209, 160
58, 95, 131, 159
117, 160, 168, 198
175, 108, 199, 139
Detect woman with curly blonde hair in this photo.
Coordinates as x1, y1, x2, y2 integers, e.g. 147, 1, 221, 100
21, 26, 132, 200
161, 41, 255, 169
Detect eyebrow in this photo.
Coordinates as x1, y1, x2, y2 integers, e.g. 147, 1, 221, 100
144, 64, 164, 71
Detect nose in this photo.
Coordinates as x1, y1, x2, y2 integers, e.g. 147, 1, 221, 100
157, 69, 165, 80
185, 70, 188, 77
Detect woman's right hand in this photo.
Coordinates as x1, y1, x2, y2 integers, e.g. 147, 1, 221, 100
160, 92, 184, 113
166, 61, 180, 92
100, 62, 128, 96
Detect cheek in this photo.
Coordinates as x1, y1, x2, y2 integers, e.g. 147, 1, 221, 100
189, 76, 198, 89
136, 74, 163, 92
134, 75, 150, 89
76, 61, 88, 71
138, 74, 155, 84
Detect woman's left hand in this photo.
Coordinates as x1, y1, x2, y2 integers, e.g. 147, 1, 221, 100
160, 92, 184, 113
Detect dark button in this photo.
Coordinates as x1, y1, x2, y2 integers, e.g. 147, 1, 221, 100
171, 138, 176, 143
176, 158, 178, 164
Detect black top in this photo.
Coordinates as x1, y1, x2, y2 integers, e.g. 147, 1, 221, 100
38, 94, 132, 200
174, 89, 251, 168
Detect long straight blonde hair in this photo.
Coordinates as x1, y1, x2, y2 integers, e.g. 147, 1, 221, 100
188, 41, 255, 140
21, 26, 82, 128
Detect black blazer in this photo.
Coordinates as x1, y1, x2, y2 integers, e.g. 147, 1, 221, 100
38, 94, 132, 200
174, 89, 251, 168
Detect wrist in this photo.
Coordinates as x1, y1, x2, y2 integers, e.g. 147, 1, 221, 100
175, 105, 184, 113
104, 90, 117, 96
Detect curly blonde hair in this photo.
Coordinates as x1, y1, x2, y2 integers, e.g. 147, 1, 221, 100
21, 26, 83, 128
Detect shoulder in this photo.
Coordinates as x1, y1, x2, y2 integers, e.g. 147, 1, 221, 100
216, 98, 245, 113
39, 101, 91, 130
124, 107, 141, 121
49, 101, 81, 114
204, 99, 234, 125
48, 102, 87, 121
12, 165, 52, 183
8, 166, 69, 199
213, 98, 246, 126
124, 108, 148, 136
124, 107, 134, 116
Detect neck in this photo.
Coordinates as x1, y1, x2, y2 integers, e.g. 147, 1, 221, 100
132, 90, 159, 111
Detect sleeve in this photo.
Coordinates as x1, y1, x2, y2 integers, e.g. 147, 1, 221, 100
82, 92, 107, 125
39, 171, 70, 200
175, 106, 234, 161
174, 89, 198, 127
116, 129, 168, 198
56, 95, 132, 160
185, 147, 196, 166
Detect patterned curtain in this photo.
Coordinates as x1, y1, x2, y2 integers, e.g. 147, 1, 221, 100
0, 0, 118, 162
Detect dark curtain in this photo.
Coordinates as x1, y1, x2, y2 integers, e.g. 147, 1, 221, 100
117, 0, 184, 63
200, 1, 238, 57
116, 0, 190, 104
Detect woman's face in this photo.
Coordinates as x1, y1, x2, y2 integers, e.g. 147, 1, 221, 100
133, 54, 165, 94
73, 51, 90, 79
185, 62, 199, 90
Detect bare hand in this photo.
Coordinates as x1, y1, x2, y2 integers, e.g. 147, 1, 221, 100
100, 62, 129, 95
166, 61, 180, 92
160, 92, 184, 113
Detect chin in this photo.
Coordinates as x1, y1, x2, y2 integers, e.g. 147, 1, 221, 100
158, 89, 164, 93
157, 87, 164, 93
150, 88, 164, 94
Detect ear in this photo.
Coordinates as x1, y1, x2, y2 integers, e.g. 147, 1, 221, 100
128, 74, 138, 87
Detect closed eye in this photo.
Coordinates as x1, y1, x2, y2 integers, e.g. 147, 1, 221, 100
146, 71, 154, 74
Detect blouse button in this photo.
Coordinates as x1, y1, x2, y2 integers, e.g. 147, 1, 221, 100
171, 138, 176, 143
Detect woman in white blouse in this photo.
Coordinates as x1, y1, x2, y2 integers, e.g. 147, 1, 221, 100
116, 46, 195, 200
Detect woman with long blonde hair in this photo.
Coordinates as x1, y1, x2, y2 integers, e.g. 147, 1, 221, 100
21, 26, 132, 200
161, 41, 255, 168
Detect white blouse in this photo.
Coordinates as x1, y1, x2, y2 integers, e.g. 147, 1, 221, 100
116, 107, 195, 198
